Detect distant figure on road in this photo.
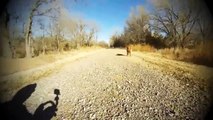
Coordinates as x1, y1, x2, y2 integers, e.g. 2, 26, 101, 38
126, 45, 132, 56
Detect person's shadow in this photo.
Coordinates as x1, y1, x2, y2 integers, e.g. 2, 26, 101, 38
34, 89, 60, 120
0, 83, 60, 120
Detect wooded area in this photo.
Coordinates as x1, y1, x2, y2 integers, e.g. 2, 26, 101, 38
0, 0, 108, 58
110, 0, 213, 49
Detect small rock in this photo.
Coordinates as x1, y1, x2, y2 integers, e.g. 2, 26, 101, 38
90, 113, 96, 119
169, 110, 175, 117
117, 85, 121, 89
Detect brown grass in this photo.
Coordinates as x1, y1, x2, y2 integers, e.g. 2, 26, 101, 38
191, 41, 213, 66
131, 41, 213, 67
159, 41, 213, 67
0, 46, 101, 76
131, 44, 156, 52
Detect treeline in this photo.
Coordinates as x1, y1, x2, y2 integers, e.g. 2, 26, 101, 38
0, 0, 108, 58
110, 0, 213, 49
11, 36, 108, 58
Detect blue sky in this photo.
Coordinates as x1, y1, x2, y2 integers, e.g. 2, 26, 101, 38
7, 0, 148, 42
64, 0, 146, 43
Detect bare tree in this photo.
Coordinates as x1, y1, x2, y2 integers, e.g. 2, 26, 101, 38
150, 0, 201, 48
54, 22, 63, 52
84, 23, 98, 46
196, 3, 213, 42
38, 19, 46, 54
78, 21, 86, 47
124, 6, 150, 44
0, 9, 13, 58
86, 27, 96, 46
24, 0, 56, 58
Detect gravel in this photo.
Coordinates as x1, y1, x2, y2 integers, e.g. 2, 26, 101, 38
0, 49, 212, 120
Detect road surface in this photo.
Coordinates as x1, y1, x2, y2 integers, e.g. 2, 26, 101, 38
0, 49, 213, 120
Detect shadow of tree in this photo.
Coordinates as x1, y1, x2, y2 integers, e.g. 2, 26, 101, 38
0, 83, 60, 120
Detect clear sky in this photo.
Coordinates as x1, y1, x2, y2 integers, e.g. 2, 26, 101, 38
64, 0, 146, 43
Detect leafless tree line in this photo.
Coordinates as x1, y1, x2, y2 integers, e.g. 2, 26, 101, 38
0, 0, 105, 58
110, 0, 213, 48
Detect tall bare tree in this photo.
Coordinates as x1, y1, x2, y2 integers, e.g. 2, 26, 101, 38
150, 0, 203, 48
124, 6, 150, 44
0, 9, 12, 57
24, 0, 56, 58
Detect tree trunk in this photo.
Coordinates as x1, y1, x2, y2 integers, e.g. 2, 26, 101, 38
0, 9, 12, 58
25, 14, 33, 58
25, 0, 42, 58
56, 35, 60, 52
8, 41, 16, 58
42, 41, 46, 55
2, 34, 12, 58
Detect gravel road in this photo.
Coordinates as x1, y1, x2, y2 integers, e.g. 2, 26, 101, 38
1, 49, 213, 120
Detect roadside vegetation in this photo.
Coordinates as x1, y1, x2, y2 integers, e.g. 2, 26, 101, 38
110, 0, 213, 67
0, 46, 102, 76
0, 0, 108, 75
0, 0, 108, 59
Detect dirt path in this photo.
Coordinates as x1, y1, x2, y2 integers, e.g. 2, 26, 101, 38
1, 49, 212, 119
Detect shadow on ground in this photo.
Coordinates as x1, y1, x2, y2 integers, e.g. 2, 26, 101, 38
205, 103, 213, 120
116, 53, 126, 56
205, 77, 213, 120
0, 83, 60, 120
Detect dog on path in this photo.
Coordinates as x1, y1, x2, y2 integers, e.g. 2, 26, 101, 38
126, 45, 132, 56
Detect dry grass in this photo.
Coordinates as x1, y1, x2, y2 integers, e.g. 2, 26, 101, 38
131, 42, 213, 67
159, 41, 213, 67
0, 46, 101, 76
191, 41, 213, 66
131, 44, 156, 52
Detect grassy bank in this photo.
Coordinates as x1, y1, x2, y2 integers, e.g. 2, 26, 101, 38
0, 46, 102, 76
131, 42, 213, 67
